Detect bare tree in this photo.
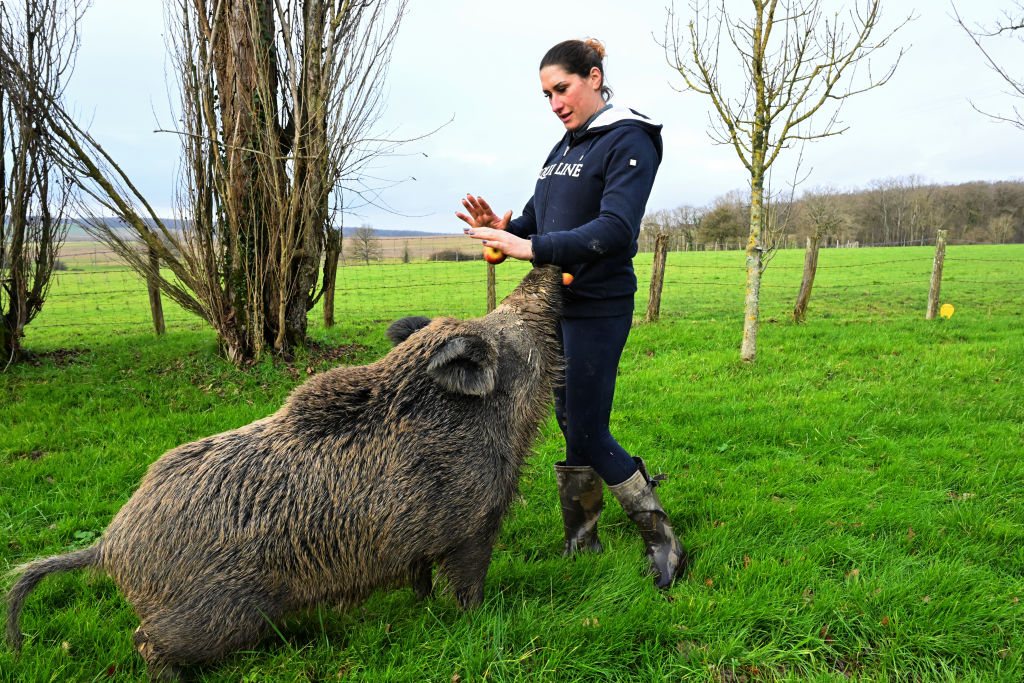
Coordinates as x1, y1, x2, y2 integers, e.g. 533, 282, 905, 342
803, 187, 849, 244
987, 214, 1015, 243
640, 208, 673, 251
349, 224, 380, 266
864, 175, 936, 246
953, 1, 1024, 131
0, 0, 86, 366
665, 0, 909, 361
642, 204, 707, 251
3, 0, 410, 363
673, 204, 705, 251
793, 186, 846, 321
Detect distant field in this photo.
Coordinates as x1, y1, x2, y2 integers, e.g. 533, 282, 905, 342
57, 233, 476, 269
3, 244, 1022, 681
34, 243, 1024, 347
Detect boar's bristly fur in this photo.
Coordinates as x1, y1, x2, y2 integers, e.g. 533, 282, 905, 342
5, 266, 564, 681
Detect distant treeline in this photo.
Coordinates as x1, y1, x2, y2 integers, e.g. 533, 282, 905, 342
642, 177, 1024, 250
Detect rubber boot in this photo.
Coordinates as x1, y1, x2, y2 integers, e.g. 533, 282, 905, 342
608, 457, 689, 589
554, 461, 605, 556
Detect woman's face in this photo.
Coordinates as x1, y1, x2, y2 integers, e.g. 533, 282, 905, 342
540, 64, 605, 132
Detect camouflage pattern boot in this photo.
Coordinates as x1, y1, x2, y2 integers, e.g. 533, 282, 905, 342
608, 457, 689, 589
554, 461, 605, 555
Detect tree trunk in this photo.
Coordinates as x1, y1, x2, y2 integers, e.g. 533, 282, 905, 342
793, 235, 820, 323
741, 166, 765, 363
0, 321, 14, 365
278, 1, 331, 353
322, 227, 341, 328
0, 7, 72, 366
3, 111, 31, 363
212, 0, 279, 361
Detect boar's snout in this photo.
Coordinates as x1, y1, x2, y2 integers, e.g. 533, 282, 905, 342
493, 265, 563, 331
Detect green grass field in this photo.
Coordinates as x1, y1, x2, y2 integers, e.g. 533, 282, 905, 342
2, 245, 1022, 681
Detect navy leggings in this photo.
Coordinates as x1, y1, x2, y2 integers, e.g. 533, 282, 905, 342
553, 313, 639, 486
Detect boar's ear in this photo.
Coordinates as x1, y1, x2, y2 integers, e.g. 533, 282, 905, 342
386, 316, 432, 346
427, 335, 497, 396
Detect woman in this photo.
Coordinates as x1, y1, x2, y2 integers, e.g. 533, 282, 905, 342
457, 38, 689, 589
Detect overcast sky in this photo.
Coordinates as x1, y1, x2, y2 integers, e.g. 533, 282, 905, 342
64, 0, 1024, 233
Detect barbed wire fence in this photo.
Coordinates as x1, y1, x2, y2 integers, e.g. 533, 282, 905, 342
25, 234, 1024, 350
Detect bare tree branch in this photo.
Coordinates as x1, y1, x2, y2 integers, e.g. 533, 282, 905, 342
0, 0, 88, 365
952, 1, 1024, 130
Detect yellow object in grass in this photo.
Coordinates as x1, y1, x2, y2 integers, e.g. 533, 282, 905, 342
940, 303, 954, 319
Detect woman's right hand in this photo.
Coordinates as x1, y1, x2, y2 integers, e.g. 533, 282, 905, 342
456, 194, 511, 231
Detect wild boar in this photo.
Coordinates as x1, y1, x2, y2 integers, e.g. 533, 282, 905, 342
5, 265, 563, 681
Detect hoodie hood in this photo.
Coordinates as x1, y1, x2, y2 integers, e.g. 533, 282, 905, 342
571, 105, 664, 162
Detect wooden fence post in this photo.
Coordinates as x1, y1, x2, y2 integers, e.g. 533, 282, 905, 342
147, 245, 165, 335
926, 230, 947, 320
645, 233, 669, 323
486, 262, 496, 313
793, 235, 820, 323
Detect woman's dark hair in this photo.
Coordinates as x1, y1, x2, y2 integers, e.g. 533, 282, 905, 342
540, 38, 613, 102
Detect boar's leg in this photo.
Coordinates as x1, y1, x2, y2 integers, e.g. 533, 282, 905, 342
409, 559, 434, 600
132, 593, 280, 675
438, 531, 498, 609
145, 662, 184, 683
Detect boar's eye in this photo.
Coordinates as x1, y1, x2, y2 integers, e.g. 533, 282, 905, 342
427, 335, 497, 397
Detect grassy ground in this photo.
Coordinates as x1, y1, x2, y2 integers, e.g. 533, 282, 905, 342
2, 245, 1022, 681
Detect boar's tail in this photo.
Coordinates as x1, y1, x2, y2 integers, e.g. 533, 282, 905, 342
5, 546, 99, 652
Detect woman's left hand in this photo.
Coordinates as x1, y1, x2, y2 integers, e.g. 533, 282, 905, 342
464, 226, 534, 261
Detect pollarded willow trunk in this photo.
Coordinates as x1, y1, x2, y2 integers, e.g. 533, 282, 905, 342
1, 166, 66, 366
2, 83, 33, 363
8, 0, 407, 365
196, 0, 329, 360
211, 0, 281, 359
173, 0, 408, 362
277, 0, 333, 350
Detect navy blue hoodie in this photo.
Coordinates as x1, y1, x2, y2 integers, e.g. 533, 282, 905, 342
506, 105, 663, 317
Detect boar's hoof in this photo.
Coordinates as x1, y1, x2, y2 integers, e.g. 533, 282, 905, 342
453, 582, 485, 610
